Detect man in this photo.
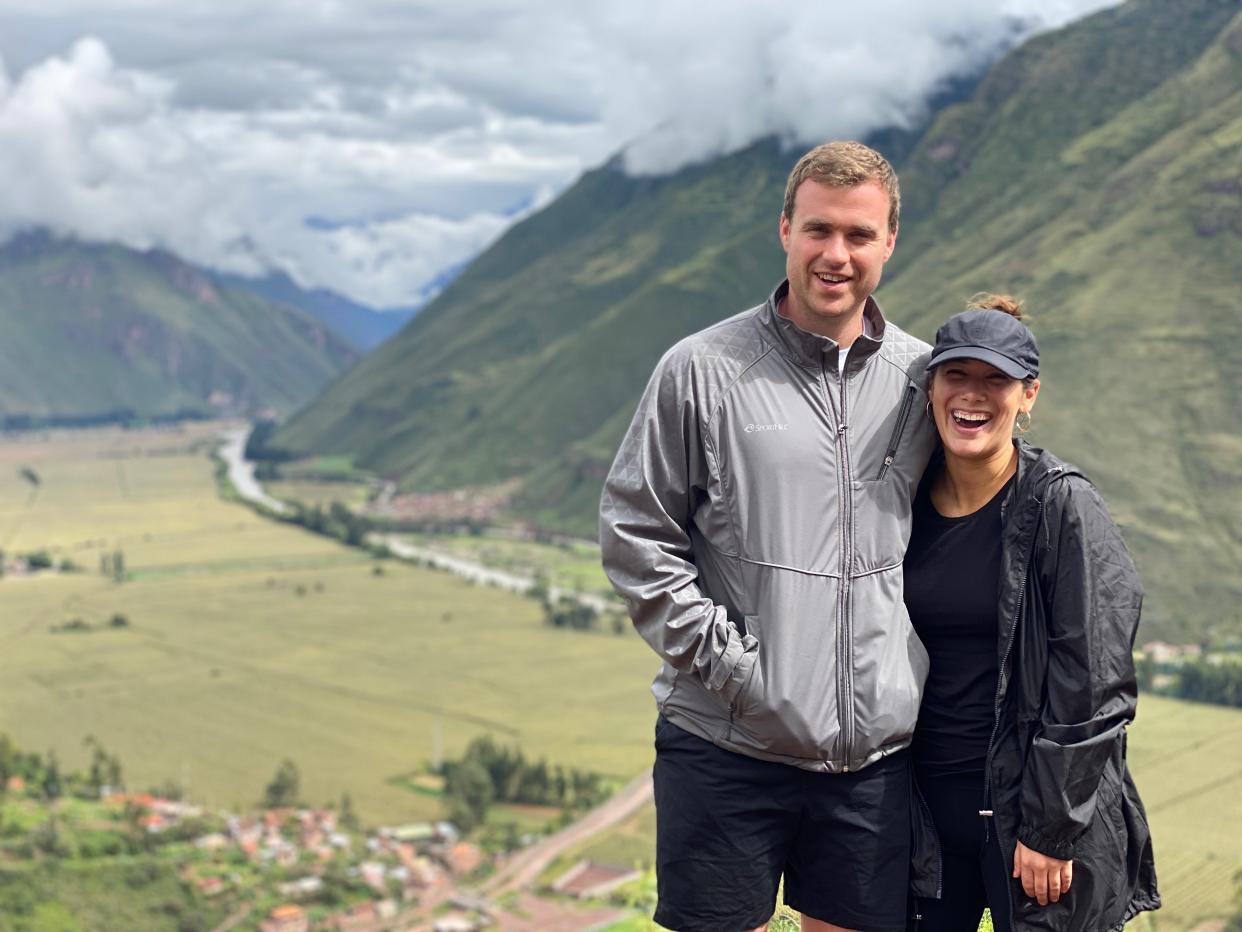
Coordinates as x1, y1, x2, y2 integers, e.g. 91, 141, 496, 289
599, 141, 938, 932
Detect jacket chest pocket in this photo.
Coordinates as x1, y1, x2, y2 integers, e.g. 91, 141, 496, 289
873, 383, 919, 481
716, 415, 839, 569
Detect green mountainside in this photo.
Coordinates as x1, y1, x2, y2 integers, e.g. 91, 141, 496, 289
0, 233, 358, 422
275, 0, 1242, 641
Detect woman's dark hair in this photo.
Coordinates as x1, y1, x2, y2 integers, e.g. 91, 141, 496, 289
965, 292, 1024, 321
929, 293, 1037, 390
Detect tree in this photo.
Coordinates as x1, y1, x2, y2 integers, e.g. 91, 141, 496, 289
83, 736, 123, 795
339, 792, 360, 832
444, 759, 493, 832
41, 751, 63, 801
111, 549, 125, 583
0, 733, 17, 787
1136, 653, 1156, 691
262, 758, 301, 809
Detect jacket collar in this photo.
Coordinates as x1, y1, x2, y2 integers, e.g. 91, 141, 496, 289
918, 440, 1076, 531
1012, 440, 1081, 509
759, 280, 888, 372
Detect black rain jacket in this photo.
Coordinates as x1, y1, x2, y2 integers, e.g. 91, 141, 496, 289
910, 441, 1160, 931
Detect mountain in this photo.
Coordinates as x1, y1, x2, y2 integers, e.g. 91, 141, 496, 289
0, 233, 359, 423
273, 0, 1242, 642
214, 270, 416, 351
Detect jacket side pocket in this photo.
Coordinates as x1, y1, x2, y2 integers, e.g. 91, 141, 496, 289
728, 615, 763, 720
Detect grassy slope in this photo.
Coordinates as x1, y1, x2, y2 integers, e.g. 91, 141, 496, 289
277, 0, 1242, 642
0, 235, 357, 418
273, 140, 792, 486
0, 427, 656, 825
877, 1, 1242, 638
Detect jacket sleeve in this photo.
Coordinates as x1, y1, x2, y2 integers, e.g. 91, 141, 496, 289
598, 348, 758, 703
1018, 477, 1143, 860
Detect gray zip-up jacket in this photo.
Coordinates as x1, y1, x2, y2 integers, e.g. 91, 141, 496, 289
600, 282, 938, 772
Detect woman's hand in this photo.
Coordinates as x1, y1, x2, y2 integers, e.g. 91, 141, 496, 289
1013, 840, 1073, 905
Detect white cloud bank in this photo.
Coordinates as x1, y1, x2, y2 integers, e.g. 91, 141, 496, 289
0, 0, 1120, 308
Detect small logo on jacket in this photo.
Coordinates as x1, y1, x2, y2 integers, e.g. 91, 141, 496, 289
744, 423, 789, 433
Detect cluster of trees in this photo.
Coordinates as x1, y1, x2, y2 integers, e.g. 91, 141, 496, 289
262, 758, 302, 809
49, 613, 129, 635
0, 733, 125, 800
440, 735, 608, 832
528, 574, 628, 635
282, 501, 374, 548
0, 549, 83, 577
1172, 658, 1242, 708
0, 408, 210, 432
544, 595, 600, 631
99, 549, 127, 582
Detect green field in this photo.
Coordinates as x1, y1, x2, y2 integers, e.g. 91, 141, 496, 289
0, 425, 657, 826
264, 477, 372, 510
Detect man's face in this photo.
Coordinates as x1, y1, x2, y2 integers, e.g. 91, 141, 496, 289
778, 179, 897, 338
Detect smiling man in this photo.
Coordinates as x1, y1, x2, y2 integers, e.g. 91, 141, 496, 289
600, 141, 939, 932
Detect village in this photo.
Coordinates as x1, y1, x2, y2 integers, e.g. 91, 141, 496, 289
0, 772, 650, 932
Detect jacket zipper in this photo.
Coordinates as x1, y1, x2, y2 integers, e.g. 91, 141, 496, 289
913, 776, 944, 901
836, 360, 855, 769
875, 382, 917, 481
983, 561, 1027, 831
980, 525, 1028, 925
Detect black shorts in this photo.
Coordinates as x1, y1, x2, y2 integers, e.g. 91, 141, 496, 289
652, 717, 911, 932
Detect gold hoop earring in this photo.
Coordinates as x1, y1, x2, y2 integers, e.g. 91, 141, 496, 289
1016, 410, 1032, 433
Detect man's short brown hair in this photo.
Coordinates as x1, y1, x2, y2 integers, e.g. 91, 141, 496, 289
782, 141, 900, 233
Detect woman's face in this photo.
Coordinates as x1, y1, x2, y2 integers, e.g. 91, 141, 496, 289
929, 358, 1040, 465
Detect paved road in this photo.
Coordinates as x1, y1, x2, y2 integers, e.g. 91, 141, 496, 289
478, 769, 654, 897
218, 428, 617, 614
378, 534, 617, 614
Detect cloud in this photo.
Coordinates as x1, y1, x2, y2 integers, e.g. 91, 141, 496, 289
0, 0, 1121, 308
0, 35, 579, 306
592, 0, 1123, 174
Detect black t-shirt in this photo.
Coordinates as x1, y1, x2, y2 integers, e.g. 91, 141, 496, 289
904, 474, 1012, 776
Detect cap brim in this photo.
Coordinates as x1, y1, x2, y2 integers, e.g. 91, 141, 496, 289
928, 345, 1034, 379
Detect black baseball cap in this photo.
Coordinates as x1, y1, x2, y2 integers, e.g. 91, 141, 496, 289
928, 309, 1039, 379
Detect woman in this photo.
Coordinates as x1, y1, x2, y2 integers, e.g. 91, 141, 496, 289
904, 295, 1159, 931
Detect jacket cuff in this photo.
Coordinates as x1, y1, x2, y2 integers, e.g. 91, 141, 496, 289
1018, 824, 1076, 861
720, 637, 759, 703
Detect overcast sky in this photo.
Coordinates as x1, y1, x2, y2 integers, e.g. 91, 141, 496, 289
0, 0, 1120, 309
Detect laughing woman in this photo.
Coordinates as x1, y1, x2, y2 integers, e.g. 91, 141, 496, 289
905, 295, 1159, 931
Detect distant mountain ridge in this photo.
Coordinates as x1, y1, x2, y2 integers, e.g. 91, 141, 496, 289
0, 232, 359, 422
273, 0, 1242, 641
213, 270, 417, 351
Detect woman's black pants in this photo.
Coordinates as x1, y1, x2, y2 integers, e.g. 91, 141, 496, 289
912, 770, 1014, 932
